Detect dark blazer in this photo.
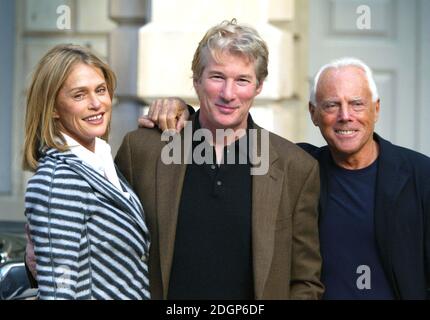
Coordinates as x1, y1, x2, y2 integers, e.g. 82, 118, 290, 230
115, 115, 324, 299
299, 133, 430, 299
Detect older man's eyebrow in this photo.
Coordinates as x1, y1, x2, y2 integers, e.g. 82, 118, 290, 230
349, 97, 365, 103
321, 99, 340, 104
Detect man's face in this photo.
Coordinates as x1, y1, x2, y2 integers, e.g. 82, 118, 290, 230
194, 51, 263, 132
309, 66, 380, 161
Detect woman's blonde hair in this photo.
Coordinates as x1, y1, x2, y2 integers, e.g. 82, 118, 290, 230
191, 19, 269, 86
23, 44, 116, 171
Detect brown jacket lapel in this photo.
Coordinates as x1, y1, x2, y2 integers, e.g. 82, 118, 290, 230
155, 122, 193, 299
156, 160, 185, 299
250, 125, 284, 298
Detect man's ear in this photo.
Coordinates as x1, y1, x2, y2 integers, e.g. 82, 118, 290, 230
374, 98, 380, 123
255, 81, 263, 95
309, 102, 318, 126
193, 78, 199, 90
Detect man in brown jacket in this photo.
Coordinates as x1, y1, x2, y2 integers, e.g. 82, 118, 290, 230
115, 20, 323, 299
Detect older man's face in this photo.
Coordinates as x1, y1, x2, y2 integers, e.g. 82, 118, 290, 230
310, 66, 380, 163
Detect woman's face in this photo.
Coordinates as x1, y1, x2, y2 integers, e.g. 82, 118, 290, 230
54, 63, 112, 151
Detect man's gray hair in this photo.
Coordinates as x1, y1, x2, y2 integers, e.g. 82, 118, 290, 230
192, 19, 269, 87
309, 57, 379, 105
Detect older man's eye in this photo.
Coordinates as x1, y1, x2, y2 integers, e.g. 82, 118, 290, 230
321, 103, 339, 113
351, 101, 366, 111
325, 103, 337, 109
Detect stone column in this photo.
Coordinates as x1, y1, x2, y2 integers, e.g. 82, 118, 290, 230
108, 0, 150, 155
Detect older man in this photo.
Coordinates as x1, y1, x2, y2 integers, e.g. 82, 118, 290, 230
146, 57, 430, 300
301, 58, 430, 299
116, 20, 323, 299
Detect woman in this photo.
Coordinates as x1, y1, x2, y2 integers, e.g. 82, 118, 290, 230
23, 44, 150, 299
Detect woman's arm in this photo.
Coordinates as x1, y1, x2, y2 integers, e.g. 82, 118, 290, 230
25, 166, 89, 299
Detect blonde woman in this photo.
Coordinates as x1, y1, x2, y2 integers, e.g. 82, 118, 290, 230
23, 44, 150, 299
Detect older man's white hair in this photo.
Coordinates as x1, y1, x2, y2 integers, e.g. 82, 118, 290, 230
309, 57, 379, 105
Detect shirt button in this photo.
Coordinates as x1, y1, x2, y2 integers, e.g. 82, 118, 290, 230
217, 181, 222, 186
141, 254, 148, 262
211, 165, 216, 170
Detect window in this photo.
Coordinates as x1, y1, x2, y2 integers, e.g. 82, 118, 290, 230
0, 0, 15, 194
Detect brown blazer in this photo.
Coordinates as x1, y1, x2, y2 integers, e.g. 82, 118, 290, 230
115, 116, 323, 299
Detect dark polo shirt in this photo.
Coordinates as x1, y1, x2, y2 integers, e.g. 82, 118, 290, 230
167, 111, 254, 299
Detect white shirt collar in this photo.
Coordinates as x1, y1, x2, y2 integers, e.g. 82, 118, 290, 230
61, 133, 129, 198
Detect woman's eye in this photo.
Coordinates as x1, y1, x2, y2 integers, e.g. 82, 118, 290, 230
97, 87, 107, 94
74, 94, 84, 100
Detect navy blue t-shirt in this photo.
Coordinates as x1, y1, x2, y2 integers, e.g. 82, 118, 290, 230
320, 157, 395, 299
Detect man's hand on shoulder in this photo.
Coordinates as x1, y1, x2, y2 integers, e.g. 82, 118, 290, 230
138, 97, 190, 132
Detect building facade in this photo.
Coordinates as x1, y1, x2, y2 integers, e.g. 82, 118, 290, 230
0, 0, 429, 222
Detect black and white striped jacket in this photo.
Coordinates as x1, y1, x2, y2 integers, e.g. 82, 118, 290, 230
25, 148, 151, 299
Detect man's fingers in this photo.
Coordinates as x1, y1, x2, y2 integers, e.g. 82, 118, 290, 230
176, 109, 189, 132
147, 98, 188, 131
164, 97, 188, 131
158, 100, 170, 131
166, 107, 178, 131
147, 101, 155, 120
138, 115, 155, 128
149, 100, 161, 123
176, 116, 185, 132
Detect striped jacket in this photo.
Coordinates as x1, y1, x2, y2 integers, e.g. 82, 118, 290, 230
25, 148, 151, 299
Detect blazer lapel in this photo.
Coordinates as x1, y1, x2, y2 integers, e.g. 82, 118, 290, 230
156, 123, 192, 299
250, 127, 284, 299
373, 135, 409, 298
318, 147, 331, 221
